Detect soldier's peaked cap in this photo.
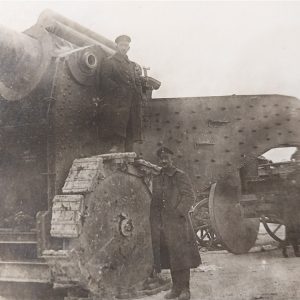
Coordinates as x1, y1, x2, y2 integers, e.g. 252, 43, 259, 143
156, 147, 174, 158
115, 35, 131, 44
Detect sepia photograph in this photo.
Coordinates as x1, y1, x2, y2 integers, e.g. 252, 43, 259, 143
0, 1, 299, 299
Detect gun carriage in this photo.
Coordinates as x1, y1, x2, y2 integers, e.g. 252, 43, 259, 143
240, 160, 300, 243
0, 9, 300, 300
135, 94, 300, 254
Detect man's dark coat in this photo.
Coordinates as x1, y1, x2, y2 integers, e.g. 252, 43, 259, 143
284, 167, 300, 242
150, 166, 201, 272
99, 52, 143, 142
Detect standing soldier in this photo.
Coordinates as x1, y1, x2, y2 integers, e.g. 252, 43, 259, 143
150, 147, 201, 300
282, 148, 300, 257
99, 35, 144, 152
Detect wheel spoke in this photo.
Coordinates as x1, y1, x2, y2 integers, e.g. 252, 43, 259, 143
272, 224, 282, 234
262, 217, 285, 243
201, 231, 209, 239
192, 197, 225, 250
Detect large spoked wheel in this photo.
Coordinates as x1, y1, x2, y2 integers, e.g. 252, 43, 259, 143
261, 215, 285, 243
190, 198, 223, 250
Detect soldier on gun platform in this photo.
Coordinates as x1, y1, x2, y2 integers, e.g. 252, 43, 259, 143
99, 35, 144, 152
150, 147, 201, 300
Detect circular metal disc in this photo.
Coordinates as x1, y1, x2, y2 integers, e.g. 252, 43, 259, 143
66, 47, 103, 86
209, 178, 260, 254
77, 171, 153, 297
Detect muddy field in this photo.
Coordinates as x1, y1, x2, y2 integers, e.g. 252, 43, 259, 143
143, 225, 300, 300
0, 225, 299, 300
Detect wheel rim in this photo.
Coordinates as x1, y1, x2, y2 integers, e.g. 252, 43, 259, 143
209, 179, 260, 254
261, 215, 285, 243
190, 198, 222, 250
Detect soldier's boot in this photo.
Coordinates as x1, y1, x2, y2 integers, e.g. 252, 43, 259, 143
178, 274, 191, 300
178, 288, 191, 300
164, 287, 181, 299
165, 270, 180, 300
144, 269, 171, 290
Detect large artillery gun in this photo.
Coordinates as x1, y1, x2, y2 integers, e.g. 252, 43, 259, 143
0, 9, 162, 300
1, 8, 300, 300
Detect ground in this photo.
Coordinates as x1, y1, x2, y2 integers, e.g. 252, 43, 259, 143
143, 225, 300, 300
0, 225, 299, 300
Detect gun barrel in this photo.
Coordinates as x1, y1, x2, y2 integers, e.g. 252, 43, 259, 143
0, 25, 46, 101
42, 19, 115, 55
38, 9, 117, 53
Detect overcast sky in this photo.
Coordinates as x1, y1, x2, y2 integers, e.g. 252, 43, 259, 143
1, 1, 300, 100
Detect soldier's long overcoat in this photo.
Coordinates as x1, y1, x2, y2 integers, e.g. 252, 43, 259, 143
284, 167, 300, 242
150, 166, 201, 271
99, 52, 143, 142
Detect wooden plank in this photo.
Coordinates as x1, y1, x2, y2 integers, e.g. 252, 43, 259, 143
51, 195, 84, 238
0, 261, 50, 283
62, 157, 104, 194
0, 230, 36, 242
